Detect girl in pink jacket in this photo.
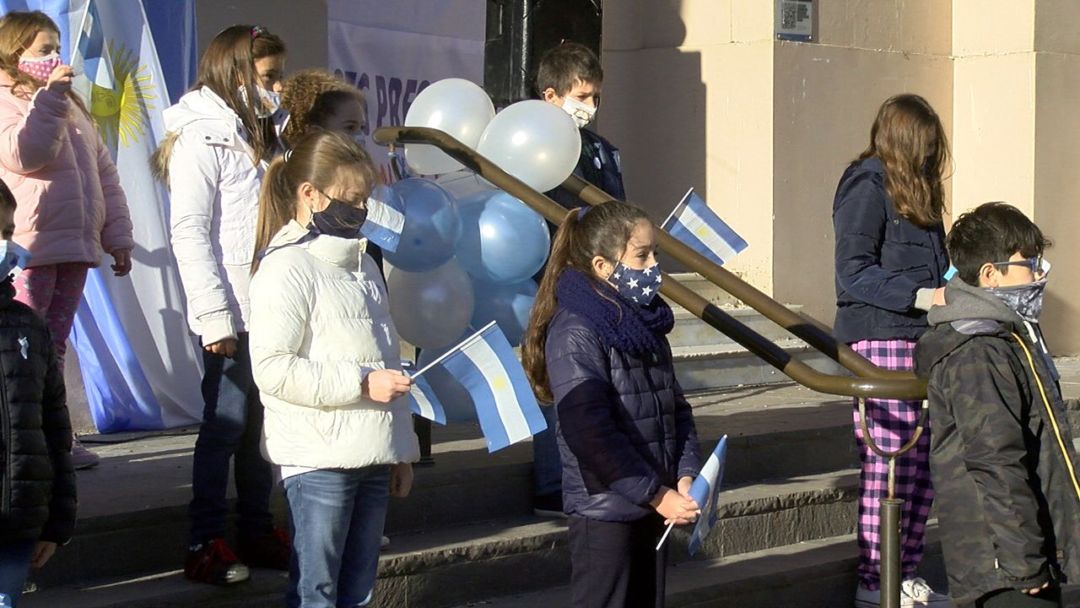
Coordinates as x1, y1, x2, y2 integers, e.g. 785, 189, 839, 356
0, 11, 134, 469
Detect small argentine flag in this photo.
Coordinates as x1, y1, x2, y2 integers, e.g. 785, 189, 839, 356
406, 374, 446, 425
661, 188, 747, 267
414, 321, 546, 452
361, 195, 405, 253
688, 435, 728, 555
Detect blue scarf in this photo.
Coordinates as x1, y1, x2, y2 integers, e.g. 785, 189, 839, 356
554, 268, 674, 356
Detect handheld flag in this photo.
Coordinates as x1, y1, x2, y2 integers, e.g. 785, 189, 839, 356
656, 435, 728, 553
661, 188, 747, 267
407, 373, 447, 425
688, 435, 728, 555
415, 321, 546, 452
361, 195, 405, 253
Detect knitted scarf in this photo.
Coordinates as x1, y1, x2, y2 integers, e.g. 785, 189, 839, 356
554, 268, 674, 356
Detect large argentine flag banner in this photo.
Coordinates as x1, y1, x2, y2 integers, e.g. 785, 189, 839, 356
416, 322, 546, 452
7, 0, 205, 431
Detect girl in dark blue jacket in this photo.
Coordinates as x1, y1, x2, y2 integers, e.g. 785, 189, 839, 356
832, 94, 951, 608
523, 201, 701, 608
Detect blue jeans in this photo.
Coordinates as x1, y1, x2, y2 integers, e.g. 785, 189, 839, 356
0, 541, 35, 606
532, 404, 561, 497
284, 467, 391, 608
189, 333, 274, 545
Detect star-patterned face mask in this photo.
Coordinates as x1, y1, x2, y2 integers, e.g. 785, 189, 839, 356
609, 261, 662, 306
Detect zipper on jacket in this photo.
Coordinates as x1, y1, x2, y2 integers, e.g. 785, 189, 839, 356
641, 351, 672, 476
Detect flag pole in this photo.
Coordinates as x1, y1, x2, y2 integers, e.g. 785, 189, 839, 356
660, 187, 695, 231
411, 321, 497, 379
655, 522, 675, 551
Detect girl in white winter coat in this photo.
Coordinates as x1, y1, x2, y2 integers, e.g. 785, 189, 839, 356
153, 24, 290, 586
249, 130, 418, 608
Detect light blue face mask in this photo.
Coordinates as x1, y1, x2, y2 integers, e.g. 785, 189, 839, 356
0, 240, 31, 278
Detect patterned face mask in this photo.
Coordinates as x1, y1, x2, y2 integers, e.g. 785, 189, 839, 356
18, 52, 61, 82
988, 259, 1051, 322
609, 261, 662, 306
561, 96, 596, 128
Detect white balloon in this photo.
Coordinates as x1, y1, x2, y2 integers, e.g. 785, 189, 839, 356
404, 78, 495, 175
387, 258, 475, 350
476, 99, 582, 193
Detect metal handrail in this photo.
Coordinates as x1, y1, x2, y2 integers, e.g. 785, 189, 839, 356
373, 126, 928, 400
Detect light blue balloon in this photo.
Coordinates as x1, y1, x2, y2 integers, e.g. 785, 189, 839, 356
384, 178, 461, 272
417, 335, 477, 423
470, 279, 538, 347
455, 189, 550, 285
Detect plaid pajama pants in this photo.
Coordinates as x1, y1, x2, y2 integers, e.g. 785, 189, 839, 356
850, 339, 934, 590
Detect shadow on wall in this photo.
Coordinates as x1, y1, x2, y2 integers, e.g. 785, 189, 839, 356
600, 2, 705, 275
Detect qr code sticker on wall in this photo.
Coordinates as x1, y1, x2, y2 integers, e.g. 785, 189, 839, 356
777, 0, 813, 41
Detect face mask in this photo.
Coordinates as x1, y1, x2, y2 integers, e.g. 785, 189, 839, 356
18, 52, 61, 82
0, 240, 31, 278
609, 261, 662, 306
987, 259, 1051, 322
309, 197, 368, 240
238, 84, 281, 118
562, 96, 596, 129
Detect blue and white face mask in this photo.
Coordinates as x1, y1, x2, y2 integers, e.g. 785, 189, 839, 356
609, 261, 662, 306
988, 258, 1051, 323
0, 240, 31, 278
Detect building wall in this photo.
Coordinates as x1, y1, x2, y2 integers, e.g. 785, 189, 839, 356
195, 0, 328, 73
772, 1, 954, 326
601, 1, 775, 292
602, 0, 1080, 353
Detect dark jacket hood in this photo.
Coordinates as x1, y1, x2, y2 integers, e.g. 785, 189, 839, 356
915, 277, 1025, 376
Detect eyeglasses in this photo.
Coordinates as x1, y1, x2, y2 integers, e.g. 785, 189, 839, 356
992, 256, 1043, 274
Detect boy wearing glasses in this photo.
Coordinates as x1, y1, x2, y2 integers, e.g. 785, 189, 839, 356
915, 202, 1080, 607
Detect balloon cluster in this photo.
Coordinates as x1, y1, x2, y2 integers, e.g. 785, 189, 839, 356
382, 79, 583, 422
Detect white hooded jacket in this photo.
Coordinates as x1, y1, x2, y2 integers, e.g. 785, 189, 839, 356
249, 221, 420, 469
164, 87, 263, 344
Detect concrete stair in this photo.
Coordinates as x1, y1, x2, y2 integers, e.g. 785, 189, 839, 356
664, 273, 844, 391
26, 274, 1022, 607
22, 380, 867, 608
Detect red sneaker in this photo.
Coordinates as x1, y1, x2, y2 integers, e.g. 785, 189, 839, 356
238, 528, 291, 571
184, 538, 250, 585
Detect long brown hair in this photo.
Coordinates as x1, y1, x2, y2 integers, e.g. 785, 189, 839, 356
857, 94, 950, 227
521, 201, 650, 403
152, 25, 286, 184
0, 11, 88, 113
252, 130, 377, 274
280, 68, 365, 145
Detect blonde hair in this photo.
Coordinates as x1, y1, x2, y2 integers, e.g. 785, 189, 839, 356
857, 94, 951, 227
280, 68, 365, 145
252, 130, 378, 273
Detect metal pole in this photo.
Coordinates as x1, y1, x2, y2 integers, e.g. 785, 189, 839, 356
880, 496, 903, 608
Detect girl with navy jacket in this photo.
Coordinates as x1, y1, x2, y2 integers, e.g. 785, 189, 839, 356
833, 94, 951, 608
523, 201, 700, 608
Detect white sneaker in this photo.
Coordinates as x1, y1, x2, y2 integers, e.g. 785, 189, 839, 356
855, 579, 953, 607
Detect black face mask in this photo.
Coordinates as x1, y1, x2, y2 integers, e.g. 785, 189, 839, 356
310, 197, 368, 239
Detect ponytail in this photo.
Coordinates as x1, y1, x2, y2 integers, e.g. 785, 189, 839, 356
522, 208, 579, 403
250, 156, 295, 274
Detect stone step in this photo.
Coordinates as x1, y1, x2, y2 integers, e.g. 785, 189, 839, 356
30, 384, 855, 591
672, 340, 845, 391
668, 304, 805, 350
461, 528, 951, 608
22, 470, 861, 608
